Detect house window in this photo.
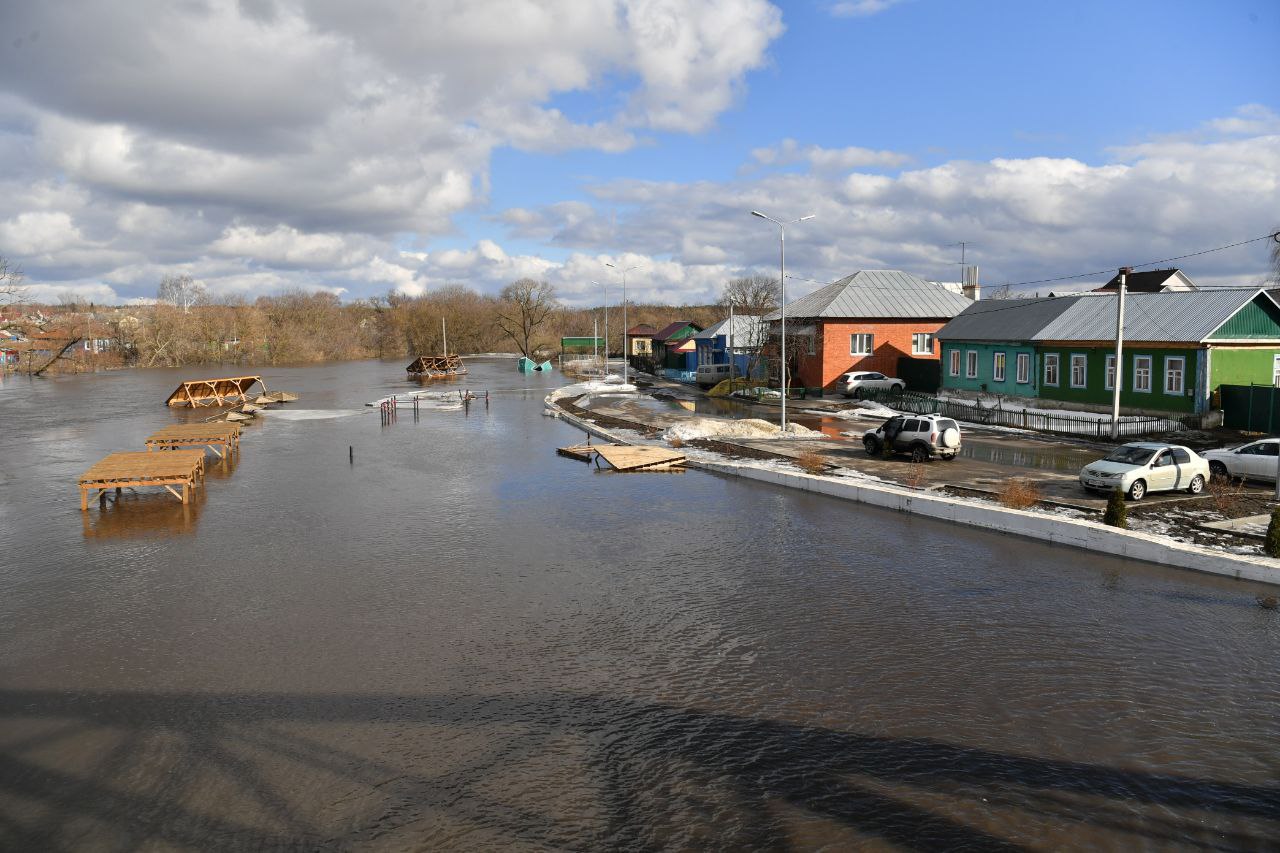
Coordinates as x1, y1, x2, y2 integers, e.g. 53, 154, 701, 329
992, 352, 1006, 382
850, 333, 873, 356
1164, 356, 1185, 395
1105, 354, 1116, 391
1070, 354, 1087, 388
1016, 353, 1030, 384
1273, 354, 1280, 387
949, 349, 961, 376
1044, 353, 1059, 386
965, 351, 978, 378
1134, 355, 1152, 393
912, 333, 934, 355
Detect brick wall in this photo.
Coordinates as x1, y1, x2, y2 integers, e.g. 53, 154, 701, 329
795, 320, 947, 389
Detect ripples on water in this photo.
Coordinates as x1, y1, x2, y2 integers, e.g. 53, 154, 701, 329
0, 360, 1278, 850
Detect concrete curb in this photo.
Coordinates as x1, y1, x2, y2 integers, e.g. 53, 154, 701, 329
547, 401, 1280, 587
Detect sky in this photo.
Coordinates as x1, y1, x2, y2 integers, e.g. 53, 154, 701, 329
0, 0, 1277, 307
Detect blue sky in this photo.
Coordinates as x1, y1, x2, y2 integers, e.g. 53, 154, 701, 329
0, 0, 1276, 304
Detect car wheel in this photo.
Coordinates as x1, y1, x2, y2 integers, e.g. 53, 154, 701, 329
910, 444, 929, 464
941, 453, 957, 461
863, 435, 881, 456
1127, 479, 1146, 501
889, 383, 904, 396
1186, 474, 1205, 495
1208, 461, 1227, 479
853, 387, 865, 400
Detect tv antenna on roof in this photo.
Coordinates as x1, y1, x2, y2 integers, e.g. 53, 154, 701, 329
948, 241, 975, 267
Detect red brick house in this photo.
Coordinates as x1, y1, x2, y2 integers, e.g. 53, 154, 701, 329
767, 270, 973, 391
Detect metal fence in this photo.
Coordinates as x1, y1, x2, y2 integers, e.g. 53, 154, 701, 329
858, 389, 1203, 439
1220, 384, 1280, 433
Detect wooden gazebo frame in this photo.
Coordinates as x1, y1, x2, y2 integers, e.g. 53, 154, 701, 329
406, 355, 467, 378
165, 376, 263, 407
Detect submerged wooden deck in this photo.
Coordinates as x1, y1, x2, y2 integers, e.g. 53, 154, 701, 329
145, 423, 241, 457
79, 450, 206, 509
558, 443, 687, 471
166, 376, 263, 407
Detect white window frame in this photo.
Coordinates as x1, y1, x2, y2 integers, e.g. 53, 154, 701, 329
965, 350, 978, 378
1070, 353, 1087, 389
992, 351, 1006, 382
1044, 353, 1059, 387
1164, 356, 1185, 395
1015, 352, 1030, 384
949, 349, 961, 376
1133, 355, 1152, 393
1272, 354, 1280, 387
1104, 354, 1116, 391
850, 333, 873, 356
911, 333, 934, 355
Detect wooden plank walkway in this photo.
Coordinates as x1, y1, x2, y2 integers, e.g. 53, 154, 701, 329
165, 376, 263, 407
559, 442, 687, 471
79, 450, 206, 509
145, 423, 241, 457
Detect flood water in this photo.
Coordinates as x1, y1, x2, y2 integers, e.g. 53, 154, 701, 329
1, 359, 1278, 851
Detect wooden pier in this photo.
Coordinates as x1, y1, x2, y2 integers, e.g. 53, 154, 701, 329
79, 450, 206, 510
145, 423, 241, 458
557, 442, 687, 471
165, 376, 263, 407
406, 355, 467, 378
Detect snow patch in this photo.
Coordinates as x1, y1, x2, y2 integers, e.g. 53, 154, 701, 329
546, 380, 637, 403
663, 417, 825, 442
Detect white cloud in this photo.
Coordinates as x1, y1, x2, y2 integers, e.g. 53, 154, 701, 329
751, 138, 910, 171
828, 0, 909, 17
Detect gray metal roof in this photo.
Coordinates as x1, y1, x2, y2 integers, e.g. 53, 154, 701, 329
766, 270, 973, 320
1033, 289, 1269, 342
936, 297, 1079, 342
692, 315, 767, 340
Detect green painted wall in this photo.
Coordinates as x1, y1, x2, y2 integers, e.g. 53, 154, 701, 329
1036, 346, 1198, 413
939, 342, 1038, 397
1208, 296, 1280, 339
1210, 348, 1280, 389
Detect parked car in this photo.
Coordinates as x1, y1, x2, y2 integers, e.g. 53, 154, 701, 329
695, 363, 732, 389
1201, 438, 1280, 483
840, 371, 904, 398
1079, 442, 1210, 500
863, 414, 962, 462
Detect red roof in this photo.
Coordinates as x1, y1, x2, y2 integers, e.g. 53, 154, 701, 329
652, 321, 702, 342
626, 324, 657, 336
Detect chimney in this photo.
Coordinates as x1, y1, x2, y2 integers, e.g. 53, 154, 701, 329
962, 265, 980, 301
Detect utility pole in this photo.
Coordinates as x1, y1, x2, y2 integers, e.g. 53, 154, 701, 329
441, 317, 447, 358
1110, 267, 1129, 441
728, 300, 735, 386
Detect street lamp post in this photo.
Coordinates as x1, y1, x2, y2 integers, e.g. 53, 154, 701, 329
590, 279, 607, 376
605, 262, 640, 385
750, 210, 815, 431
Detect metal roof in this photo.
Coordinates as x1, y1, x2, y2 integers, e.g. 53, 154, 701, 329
1033, 289, 1271, 343
692, 315, 767, 340
936, 297, 1078, 342
767, 270, 973, 320
652, 321, 700, 342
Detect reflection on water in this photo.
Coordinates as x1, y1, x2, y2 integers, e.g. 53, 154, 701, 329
1, 359, 1278, 850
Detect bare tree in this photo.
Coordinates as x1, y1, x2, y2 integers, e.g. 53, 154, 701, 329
720, 274, 778, 380
1271, 227, 1280, 285
158, 273, 205, 313
495, 279, 557, 358
0, 256, 26, 305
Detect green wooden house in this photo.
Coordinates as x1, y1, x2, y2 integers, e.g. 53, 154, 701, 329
938, 289, 1280, 415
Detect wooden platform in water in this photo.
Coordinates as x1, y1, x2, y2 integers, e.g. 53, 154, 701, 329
558, 442, 687, 471
407, 355, 467, 377
165, 376, 263, 407
79, 450, 206, 509
145, 423, 241, 457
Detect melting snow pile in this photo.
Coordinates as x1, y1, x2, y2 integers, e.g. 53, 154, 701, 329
663, 417, 824, 442
547, 379, 637, 402
827, 401, 899, 419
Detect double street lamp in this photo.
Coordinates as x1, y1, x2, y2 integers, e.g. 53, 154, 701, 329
605, 262, 641, 385
589, 279, 607, 375
750, 210, 815, 431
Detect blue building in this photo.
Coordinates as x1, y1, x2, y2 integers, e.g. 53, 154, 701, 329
692, 316, 768, 380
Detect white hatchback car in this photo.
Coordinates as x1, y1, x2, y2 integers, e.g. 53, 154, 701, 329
1201, 438, 1280, 483
1079, 442, 1211, 500
840, 371, 905, 398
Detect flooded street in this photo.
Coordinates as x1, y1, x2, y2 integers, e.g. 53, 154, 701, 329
1, 359, 1278, 850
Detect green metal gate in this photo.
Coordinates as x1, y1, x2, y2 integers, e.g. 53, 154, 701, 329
1220, 384, 1280, 433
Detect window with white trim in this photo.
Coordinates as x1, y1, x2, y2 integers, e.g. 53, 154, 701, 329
1105, 354, 1116, 391
1044, 353, 1059, 386
1134, 355, 1152, 393
949, 349, 960, 376
992, 352, 1006, 382
1164, 356, 1185, 395
1070, 353, 1087, 388
850, 333, 873, 356
1015, 352, 1030, 384
1274, 354, 1280, 387
911, 333, 934, 355
965, 350, 978, 378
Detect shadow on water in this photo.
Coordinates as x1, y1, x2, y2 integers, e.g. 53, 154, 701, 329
1, 689, 1276, 850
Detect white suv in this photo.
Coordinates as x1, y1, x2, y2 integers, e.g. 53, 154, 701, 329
863, 414, 962, 462
840, 371, 905, 398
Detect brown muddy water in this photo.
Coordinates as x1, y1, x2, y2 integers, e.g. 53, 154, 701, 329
1, 359, 1278, 851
